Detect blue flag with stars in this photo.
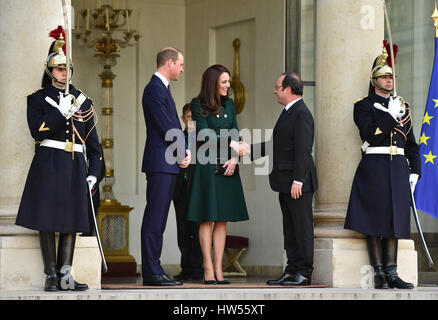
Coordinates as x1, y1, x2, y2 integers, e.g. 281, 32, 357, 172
414, 36, 438, 219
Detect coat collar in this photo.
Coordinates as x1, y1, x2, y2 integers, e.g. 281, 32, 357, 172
44, 83, 77, 100
370, 90, 391, 106
273, 99, 303, 134
153, 71, 169, 88
151, 74, 168, 91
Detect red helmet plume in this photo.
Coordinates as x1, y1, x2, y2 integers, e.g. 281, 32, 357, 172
49, 26, 66, 54
383, 40, 398, 68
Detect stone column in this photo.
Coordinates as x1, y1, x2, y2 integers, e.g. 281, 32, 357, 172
313, 0, 417, 287
0, 0, 62, 235
0, 0, 101, 290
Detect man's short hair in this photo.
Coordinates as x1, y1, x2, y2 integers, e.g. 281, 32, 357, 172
282, 72, 303, 96
182, 103, 191, 115
156, 47, 182, 68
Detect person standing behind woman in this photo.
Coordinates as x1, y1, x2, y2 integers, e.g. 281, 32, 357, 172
173, 104, 203, 281
186, 65, 249, 284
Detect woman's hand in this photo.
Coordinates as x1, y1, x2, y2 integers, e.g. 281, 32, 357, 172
179, 149, 191, 168
223, 157, 238, 176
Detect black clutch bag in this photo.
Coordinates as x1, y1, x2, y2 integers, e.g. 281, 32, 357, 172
214, 158, 239, 176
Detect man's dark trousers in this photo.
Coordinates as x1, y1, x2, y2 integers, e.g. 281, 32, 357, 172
279, 191, 314, 278
173, 165, 203, 276
141, 172, 177, 278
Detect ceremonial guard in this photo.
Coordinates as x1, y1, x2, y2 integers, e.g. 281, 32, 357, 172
344, 44, 421, 289
16, 26, 103, 291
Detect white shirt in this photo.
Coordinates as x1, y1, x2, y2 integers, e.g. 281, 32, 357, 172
283, 97, 303, 187
284, 97, 302, 111
154, 71, 169, 88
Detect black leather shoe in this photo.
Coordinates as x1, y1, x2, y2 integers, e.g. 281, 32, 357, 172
174, 270, 203, 281
143, 274, 181, 286
281, 273, 311, 286
267, 273, 294, 285
385, 266, 414, 289
57, 274, 89, 291
71, 281, 89, 291
374, 266, 389, 289
44, 274, 58, 292
163, 274, 182, 285
384, 264, 414, 289
386, 276, 414, 289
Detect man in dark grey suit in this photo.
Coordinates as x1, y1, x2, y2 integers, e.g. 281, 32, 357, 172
239, 72, 317, 286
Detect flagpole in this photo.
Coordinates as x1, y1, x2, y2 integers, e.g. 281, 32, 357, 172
383, 1, 397, 96
433, 2, 438, 38
62, 0, 71, 95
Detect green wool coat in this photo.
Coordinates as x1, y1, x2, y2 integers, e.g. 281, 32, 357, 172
186, 97, 249, 223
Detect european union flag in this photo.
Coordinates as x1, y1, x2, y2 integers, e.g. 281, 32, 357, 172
414, 35, 438, 219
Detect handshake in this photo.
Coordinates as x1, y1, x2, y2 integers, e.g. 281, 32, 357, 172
229, 141, 251, 157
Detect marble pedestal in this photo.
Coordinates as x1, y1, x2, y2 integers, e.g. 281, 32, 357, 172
0, 235, 101, 291
313, 238, 418, 288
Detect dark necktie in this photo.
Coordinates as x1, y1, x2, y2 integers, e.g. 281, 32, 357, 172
167, 84, 172, 98
279, 108, 287, 119
274, 108, 287, 132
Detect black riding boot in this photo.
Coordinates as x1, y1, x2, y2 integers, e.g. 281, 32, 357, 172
39, 231, 58, 292
56, 233, 89, 291
382, 238, 414, 289
366, 236, 389, 289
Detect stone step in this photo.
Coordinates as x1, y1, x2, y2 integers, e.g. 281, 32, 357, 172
1, 286, 438, 300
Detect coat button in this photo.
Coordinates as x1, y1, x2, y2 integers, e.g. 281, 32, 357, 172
66, 122, 70, 125
66, 130, 70, 134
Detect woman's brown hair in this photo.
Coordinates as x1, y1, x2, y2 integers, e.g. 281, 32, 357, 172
197, 64, 230, 117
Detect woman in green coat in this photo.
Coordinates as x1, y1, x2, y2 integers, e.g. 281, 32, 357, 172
186, 65, 249, 284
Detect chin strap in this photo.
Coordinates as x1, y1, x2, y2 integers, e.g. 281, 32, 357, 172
44, 64, 73, 87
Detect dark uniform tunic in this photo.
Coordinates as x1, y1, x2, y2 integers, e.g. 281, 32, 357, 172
344, 91, 421, 239
16, 84, 103, 234
186, 97, 249, 223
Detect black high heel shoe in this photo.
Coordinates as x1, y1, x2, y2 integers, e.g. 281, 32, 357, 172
203, 278, 217, 285
215, 274, 230, 285
203, 273, 217, 284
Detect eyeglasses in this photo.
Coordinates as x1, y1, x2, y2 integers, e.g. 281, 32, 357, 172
274, 84, 282, 90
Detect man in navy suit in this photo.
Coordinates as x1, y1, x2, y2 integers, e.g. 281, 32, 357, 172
141, 47, 191, 286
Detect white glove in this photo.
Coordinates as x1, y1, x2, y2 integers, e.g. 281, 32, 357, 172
387, 96, 406, 120
409, 173, 419, 193
58, 93, 79, 119
86, 175, 97, 190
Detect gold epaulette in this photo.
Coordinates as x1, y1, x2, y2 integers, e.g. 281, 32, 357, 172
354, 96, 367, 104
26, 88, 43, 97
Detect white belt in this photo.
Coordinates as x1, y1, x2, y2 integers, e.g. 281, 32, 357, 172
40, 139, 83, 153
365, 146, 405, 156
